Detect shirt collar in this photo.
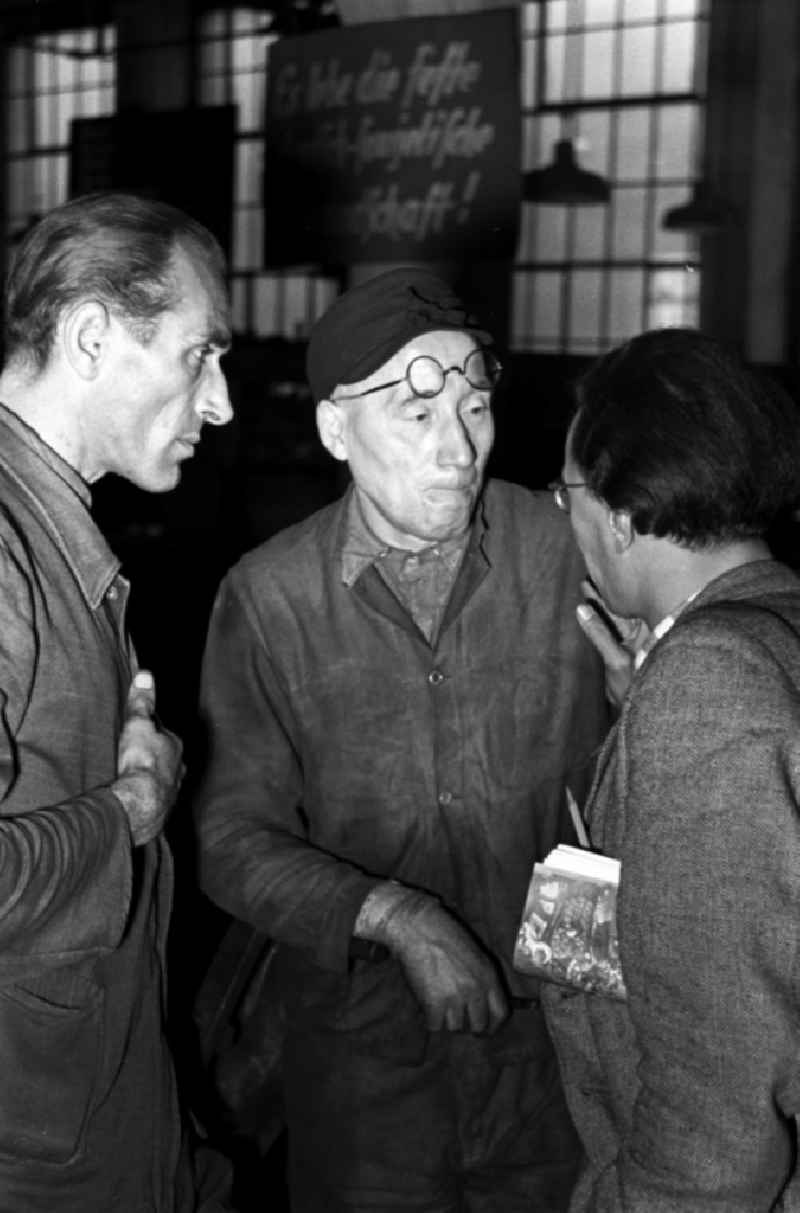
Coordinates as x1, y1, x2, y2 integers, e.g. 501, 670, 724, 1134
633, 588, 702, 670
0, 403, 120, 609
340, 484, 480, 587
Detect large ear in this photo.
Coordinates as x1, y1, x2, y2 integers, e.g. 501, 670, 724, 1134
316, 397, 348, 462
609, 508, 634, 553
60, 299, 111, 380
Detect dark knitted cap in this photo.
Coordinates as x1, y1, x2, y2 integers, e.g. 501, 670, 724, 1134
306, 267, 493, 402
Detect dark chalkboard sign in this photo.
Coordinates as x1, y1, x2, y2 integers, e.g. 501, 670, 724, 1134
263, 9, 520, 267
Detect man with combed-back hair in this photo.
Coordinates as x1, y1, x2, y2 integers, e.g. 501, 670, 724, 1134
0, 191, 233, 1211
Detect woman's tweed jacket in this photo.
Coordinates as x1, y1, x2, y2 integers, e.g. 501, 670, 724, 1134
545, 558, 800, 1212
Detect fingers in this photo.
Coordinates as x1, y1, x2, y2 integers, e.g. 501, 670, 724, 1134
580, 579, 648, 650
126, 669, 156, 720
430, 983, 508, 1035
576, 603, 630, 670
465, 984, 508, 1035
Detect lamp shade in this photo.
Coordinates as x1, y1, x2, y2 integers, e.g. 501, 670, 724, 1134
523, 139, 611, 206
662, 180, 731, 232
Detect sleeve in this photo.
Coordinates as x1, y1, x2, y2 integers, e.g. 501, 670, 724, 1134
586, 621, 800, 1211
194, 573, 379, 974
0, 545, 132, 977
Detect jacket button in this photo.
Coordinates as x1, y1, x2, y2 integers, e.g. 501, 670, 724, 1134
428, 668, 445, 685
437, 790, 453, 806
106, 584, 118, 601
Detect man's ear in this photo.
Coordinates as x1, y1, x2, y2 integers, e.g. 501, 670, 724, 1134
609, 509, 634, 553
316, 398, 348, 462
61, 300, 112, 380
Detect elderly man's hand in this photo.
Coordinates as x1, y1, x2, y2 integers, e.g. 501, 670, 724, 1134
355, 882, 509, 1034
112, 670, 185, 846
576, 578, 650, 709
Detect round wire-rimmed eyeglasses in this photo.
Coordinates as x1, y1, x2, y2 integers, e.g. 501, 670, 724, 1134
549, 478, 588, 513
333, 347, 503, 402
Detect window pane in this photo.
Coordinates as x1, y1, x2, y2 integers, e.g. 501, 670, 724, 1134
563, 33, 583, 101
199, 73, 228, 105
584, 0, 619, 26
615, 107, 650, 181
253, 275, 283, 336
619, 25, 656, 95
545, 34, 566, 102
202, 40, 229, 73
521, 36, 538, 109
203, 11, 228, 36
521, 114, 539, 171
608, 269, 645, 340
546, 2, 569, 33
81, 53, 106, 91
7, 99, 30, 153
576, 110, 611, 174
665, 0, 704, 17
517, 202, 537, 261
230, 34, 262, 72
521, 3, 540, 37
236, 137, 262, 205
533, 207, 569, 262
573, 205, 607, 260
50, 152, 68, 204
647, 266, 700, 328
233, 71, 264, 129
581, 30, 614, 99
39, 96, 62, 145
537, 112, 562, 162
232, 8, 267, 35
622, 0, 658, 18
7, 160, 28, 214
233, 206, 262, 269
611, 187, 647, 257
229, 277, 247, 332
569, 270, 604, 342
654, 104, 695, 179
7, 47, 29, 96
54, 48, 77, 92
662, 21, 696, 92
532, 272, 564, 345
282, 275, 315, 339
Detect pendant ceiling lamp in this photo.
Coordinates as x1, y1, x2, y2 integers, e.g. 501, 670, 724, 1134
662, 179, 731, 233
524, 0, 611, 208
523, 137, 611, 206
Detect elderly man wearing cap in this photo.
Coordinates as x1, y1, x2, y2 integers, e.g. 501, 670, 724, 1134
195, 268, 608, 1211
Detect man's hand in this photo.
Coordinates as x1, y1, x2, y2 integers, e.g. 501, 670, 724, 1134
355, 882, 509, 1034
576, 578, 650, 709
112, 670, 184, 846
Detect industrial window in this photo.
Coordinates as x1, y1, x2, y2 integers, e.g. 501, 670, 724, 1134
517, 0, 708, 353
2, 2, 707, 353
197, 0, 708, 350
4, 25, 116, 245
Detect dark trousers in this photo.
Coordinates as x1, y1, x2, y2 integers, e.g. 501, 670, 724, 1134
283, 1001, 582, 1212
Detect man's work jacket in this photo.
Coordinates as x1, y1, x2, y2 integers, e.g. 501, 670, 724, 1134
196, 480, 609, 1039
0, 404, 184, 1212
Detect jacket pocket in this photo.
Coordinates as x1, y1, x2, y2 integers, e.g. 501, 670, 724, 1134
0, 970, 103, 1163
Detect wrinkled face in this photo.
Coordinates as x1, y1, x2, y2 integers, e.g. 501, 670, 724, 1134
319, 329, 495, 551
563, 424, 631, 615
95, 248, 232, 492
